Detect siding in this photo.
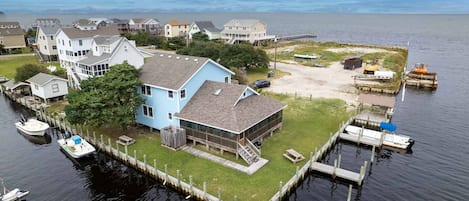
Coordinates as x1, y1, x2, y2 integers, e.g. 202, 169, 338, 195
136, 86, 179, 130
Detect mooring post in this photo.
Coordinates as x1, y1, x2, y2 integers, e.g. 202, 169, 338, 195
165, 164, 168, 183
310, 152, 314, 167
359, 165, 364, 186
371, 145, 376, 163
189, 175, 193, 194
203, 181, 207, 198
153, 159, 157, 175
278, 181, 283, 200
143, 154, 147, 171
338, 154, 342, 168
100, 134, 104, 145
177, 170, 181, 187
347, 184, 353, 201
108, 138, 112, 152
116, 143, 119, 156
133, 150, 137, 165
333, 159, 337, 179
296, 166, 300, 180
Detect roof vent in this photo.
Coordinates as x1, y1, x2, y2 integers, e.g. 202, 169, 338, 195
213, 89, 222, 96
160, 54, 164, 57
194, 59, 198, 62
185, 58, 189, 61
176, 56, 180, 59
168, 55, 172, 58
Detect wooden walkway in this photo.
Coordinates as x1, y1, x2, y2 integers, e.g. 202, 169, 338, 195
311, 162, 363, 184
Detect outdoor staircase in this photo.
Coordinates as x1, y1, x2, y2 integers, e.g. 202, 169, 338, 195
34, 48, 45, 62
227, 37, 237, 45
67, 67, 82, 89
237, 139, 261, 165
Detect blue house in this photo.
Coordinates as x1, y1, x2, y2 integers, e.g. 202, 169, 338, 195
137, 53, 234, 130
137, 53, 286, 163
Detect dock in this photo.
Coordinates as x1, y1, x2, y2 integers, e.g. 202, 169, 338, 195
339, 132, 382, 147
277, 33, 317, 41
311, 162, 363, 184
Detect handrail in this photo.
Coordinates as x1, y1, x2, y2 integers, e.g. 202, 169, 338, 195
245, 138, 261, 156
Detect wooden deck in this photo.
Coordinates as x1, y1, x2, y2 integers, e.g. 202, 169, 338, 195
311, 162, 363, 184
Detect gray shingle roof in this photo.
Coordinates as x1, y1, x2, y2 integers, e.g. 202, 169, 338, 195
0, 22, 24, 36
78, 53, 111, 65
139, 53, 210, 90
75, 19, 95, 26
93, 35, 122, 45
60, 26, 120, 39
38, 25, 60, 35
194, 21, 221, 33
34, 18, 61, 26
2, 79, 29, 90
177, 81, 286, 134
26, 73, 66, 86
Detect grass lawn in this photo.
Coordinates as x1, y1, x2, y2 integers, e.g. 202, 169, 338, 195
92, 93, 351, 200
0, 55, 61, 79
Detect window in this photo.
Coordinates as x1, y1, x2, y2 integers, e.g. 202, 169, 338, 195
51, 83, 59, 93
34, 84, 38, 90
168, 91, 173, 99
141, 85, 151, 96
61, 40, 64, 45
52, 45, 57, 50
142, 105, 153, 118
168, 113, 173, 120
69, 40, 71, 47
44, 45, 47, 50
180, 89, 186, 99
225, 76, 229, 83
79, 40, 82, 46
96, 46, 98, 52
50, 36, 53, 40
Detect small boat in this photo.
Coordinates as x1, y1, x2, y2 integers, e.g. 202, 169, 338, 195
410, 63, 428, 74
0, 178, 29, 201
15, 116, 49, 136
344, 124, 414, 150
57, 132, 96, 158
293, 54, 318, 59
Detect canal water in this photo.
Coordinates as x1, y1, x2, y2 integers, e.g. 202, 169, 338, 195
1, 13, 469, 200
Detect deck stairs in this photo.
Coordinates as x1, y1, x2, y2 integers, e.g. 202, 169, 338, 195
67, 67, 82, 89
237, 139, 261, 165
227, 37, 237, 45
34, 48, 45, 62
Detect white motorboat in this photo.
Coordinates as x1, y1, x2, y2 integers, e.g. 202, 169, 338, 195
15, 117, 49, 136
1, 178, 29, 201
344, 125, 415, 150
57, 134, 96, 158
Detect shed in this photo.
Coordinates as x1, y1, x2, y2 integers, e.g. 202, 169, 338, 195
26, 73, 68, 102
344, 57, 363, 70
1, 79, 31, 95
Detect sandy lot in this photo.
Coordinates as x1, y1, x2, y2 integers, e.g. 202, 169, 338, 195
266, 61, 361, 105
325, 47, 395, 54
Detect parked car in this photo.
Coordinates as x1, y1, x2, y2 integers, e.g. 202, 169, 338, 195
253, 79, 271, 88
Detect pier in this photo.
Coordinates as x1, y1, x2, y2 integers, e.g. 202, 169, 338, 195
277, 33, 317, 41
311, 162, 365, 184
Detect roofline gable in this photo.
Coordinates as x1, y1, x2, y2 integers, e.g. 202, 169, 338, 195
233, 86, 259, 107
177, 59, 235, 90
108, 38, 145, 64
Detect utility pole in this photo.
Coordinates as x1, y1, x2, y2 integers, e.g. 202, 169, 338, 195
274, 37, 278, 72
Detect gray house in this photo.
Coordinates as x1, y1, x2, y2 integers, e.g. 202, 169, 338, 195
188, 21, 221, 40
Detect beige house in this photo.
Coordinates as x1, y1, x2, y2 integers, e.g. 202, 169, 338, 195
220, 19, 275, 44
129, 18, 161, 35
0, 22, 26, 51
36, 25, 60, 61
164, 19, 189, 38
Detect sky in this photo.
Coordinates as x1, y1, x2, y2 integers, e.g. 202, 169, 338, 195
1, 0, 469, 14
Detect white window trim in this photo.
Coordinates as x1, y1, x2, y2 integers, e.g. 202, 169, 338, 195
180, 88, 187, 100
142, 85, 152, 97
142, 104, 154, 119
167, 90, 174, 100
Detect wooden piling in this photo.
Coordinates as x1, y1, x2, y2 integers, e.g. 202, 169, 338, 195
371, 145, 375, 163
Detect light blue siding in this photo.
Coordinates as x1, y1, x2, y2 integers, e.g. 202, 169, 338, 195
179, 61, 231, 109
136, 86, 179, 130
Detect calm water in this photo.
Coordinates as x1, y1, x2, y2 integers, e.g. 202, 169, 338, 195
1, 13, 469, 200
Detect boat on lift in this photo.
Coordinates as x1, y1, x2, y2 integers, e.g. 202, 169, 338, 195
57, 131, 96, 158
343, 122, 415, 150
0, 178, 29, 201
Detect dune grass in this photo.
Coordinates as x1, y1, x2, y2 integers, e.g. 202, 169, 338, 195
92, 93, 351, 200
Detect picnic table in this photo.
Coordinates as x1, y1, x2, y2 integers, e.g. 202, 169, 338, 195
283, 149, 305, 163
117, 135, 135, 146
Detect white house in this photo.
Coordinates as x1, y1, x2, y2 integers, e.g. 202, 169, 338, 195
220, 19, 275, 44
129, 18, 161, 35
73, 19, 105, 30
188, 21, 221, 40
70, 35, 145, 88
164, 19, 189, 38
36, 24, 60, 61
27, 73, 68, 102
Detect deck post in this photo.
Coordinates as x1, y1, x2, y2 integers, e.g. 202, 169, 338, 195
93, 132, 96, 144
176, 170, 181, 188
359, 166, 364, 186
100, 134, 104, 145
371, 145, 376, 163
218, 187, 222, 200
189, 175, 193, 194
296, 166, 299, 180
108, 138, 112, 151
347, 184, 353, 201
133, 150, 137, 165
153, 159, 157, 175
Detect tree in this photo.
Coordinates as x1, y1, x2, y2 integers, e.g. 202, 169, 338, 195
14, 64, 49, 82
51, 67, 67, 79
0, 44, 4, 55
191, 32, 209, 42
168, 36, 187, 50
64, 62, 144, 130
26, 28, 36, 38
